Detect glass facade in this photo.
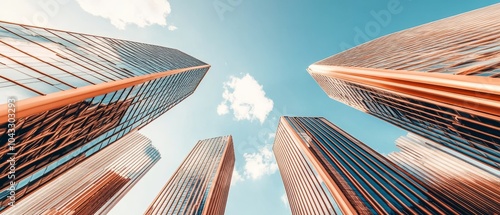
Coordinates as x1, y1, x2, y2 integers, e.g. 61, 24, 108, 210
0, 21, 210, 210
308, 4, 500, 170
314, 4, 500, 77
3, 131, 160, 214
274, 116, 471, 214
387, 133, 500, 214
145, 136, 234, 215
273, 118, 338, 215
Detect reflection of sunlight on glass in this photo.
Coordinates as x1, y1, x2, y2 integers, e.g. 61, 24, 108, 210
0, 83, 38, 101
0, 34, 106, 92
2, 37, 60, 64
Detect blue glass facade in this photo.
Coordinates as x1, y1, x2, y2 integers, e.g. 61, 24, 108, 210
275, 117, 470, 214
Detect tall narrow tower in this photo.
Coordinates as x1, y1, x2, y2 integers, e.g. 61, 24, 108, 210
308, 4, 500, 169
0, 21, 209, 210
273, 116, 470, 214
3, 131, 160, 214
145, 136, 235, 215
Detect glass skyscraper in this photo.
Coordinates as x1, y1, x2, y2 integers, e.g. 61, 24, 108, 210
273, 116, 472, 214
3, 131, 160, 214
0, 21, 209, 209
308, 4, 500, 170
145, 136, 234, 215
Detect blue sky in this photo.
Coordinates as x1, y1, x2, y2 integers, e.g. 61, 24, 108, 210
1, 0, 498, 214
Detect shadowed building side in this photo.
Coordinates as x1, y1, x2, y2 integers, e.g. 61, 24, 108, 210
0, 98, 132, 203
308, 4, 500, 171
3, 131, 160, 215
145, 136, 234, 215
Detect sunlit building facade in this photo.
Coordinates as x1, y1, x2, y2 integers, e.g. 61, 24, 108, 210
387, 133, 500, 214
308, 4, 500, 170
145, 136, 234, 215
0, 21, 209, 210
273, 116, 472, 214
3, 131, 160, 214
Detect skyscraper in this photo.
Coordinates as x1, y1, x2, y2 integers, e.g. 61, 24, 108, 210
0, 21, 209, 210
3, 131, 160, 214
273, 116, 470, 214
145, 136, 234, 215
308, 4, 500, 169
387, 133, 500, 214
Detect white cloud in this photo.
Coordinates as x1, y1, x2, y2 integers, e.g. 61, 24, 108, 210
0, 1, 37, 25
217, 74, 274, 124
281, 193, 288, 206
168, 25, 178, 31
268, 132, 276, 140
76, 0, 171, 30
217, 103, 229, 115
231, 169, 244, 185
243, 145, 278, 180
